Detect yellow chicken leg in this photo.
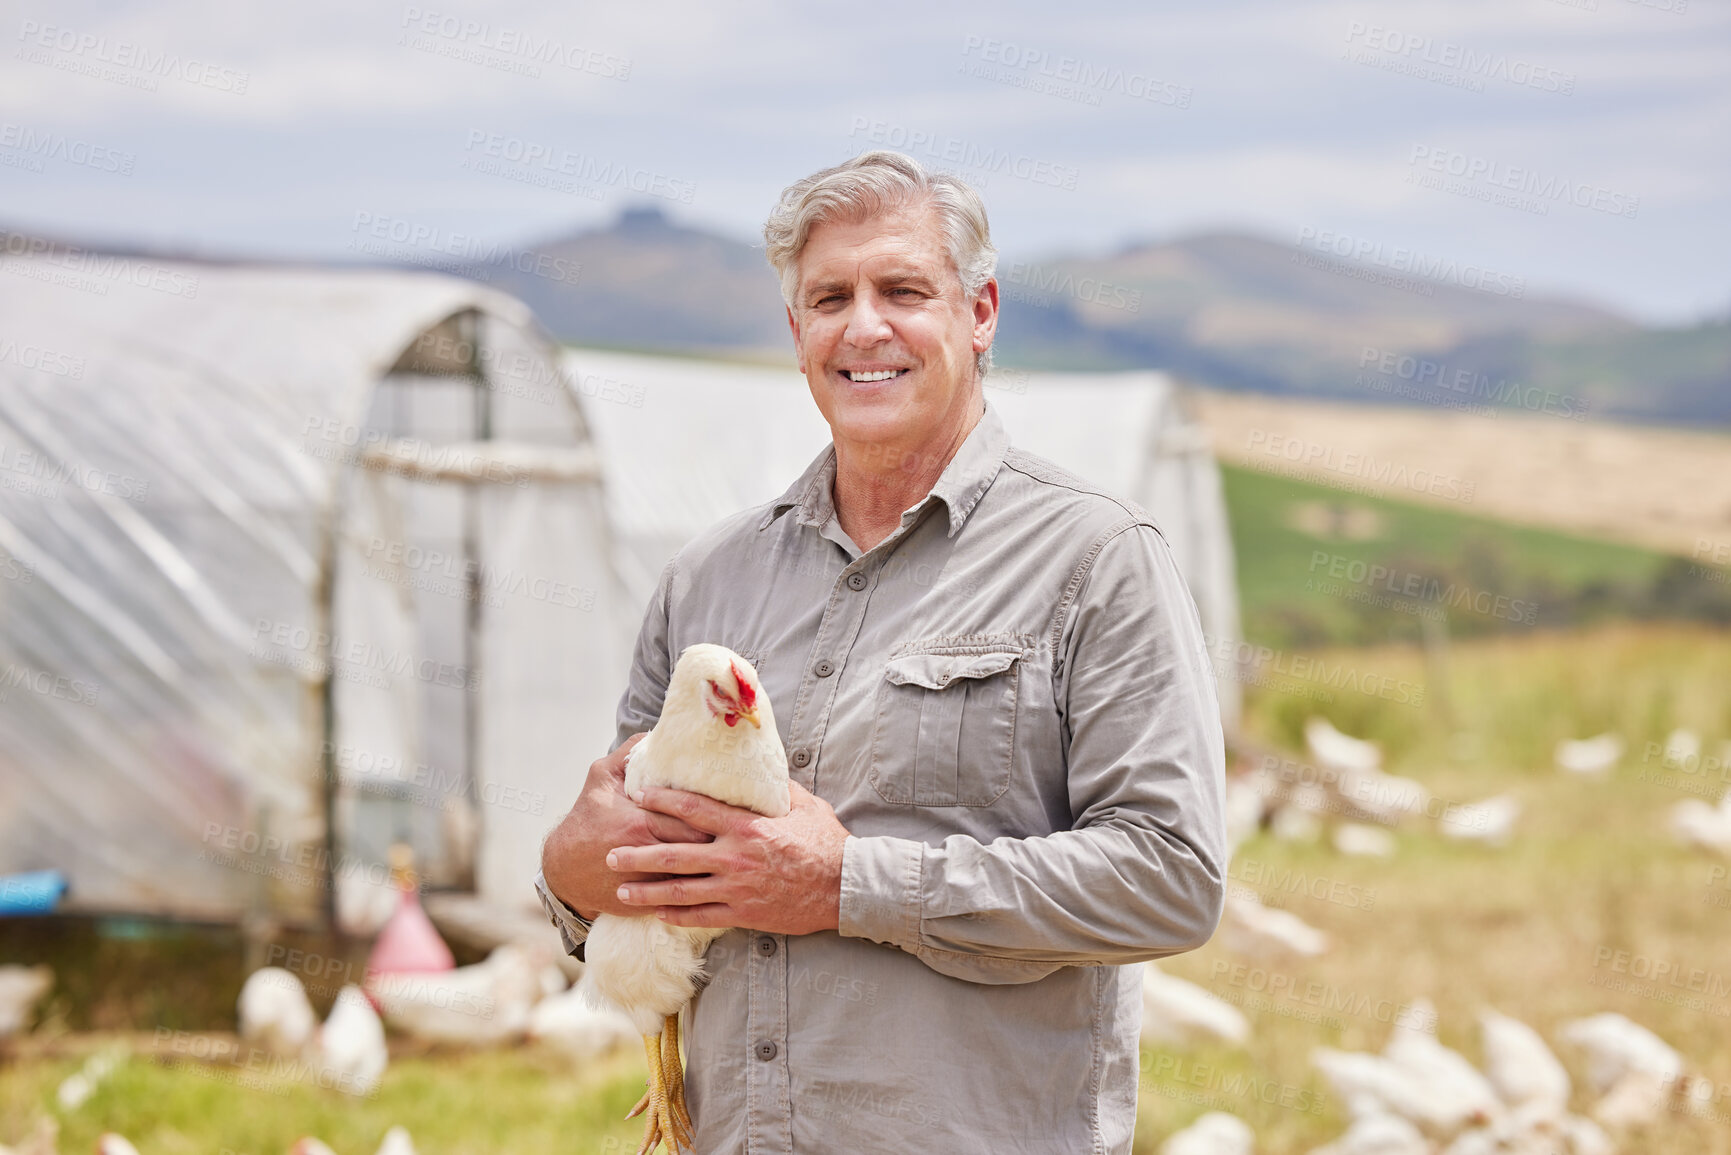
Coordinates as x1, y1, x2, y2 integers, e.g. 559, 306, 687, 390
626, 1029, 693, 1154
661, 1012, 695, 1140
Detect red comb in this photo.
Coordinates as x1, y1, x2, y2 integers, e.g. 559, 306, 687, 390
730, 660, 757, 710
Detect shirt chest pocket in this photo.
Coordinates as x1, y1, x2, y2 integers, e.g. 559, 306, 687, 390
868, 640, 1027, 807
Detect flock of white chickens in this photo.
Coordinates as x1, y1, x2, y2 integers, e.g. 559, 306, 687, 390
1138, 717, 1727, 1154
0, 878, 639, 1155
3, 716, 1726, 1153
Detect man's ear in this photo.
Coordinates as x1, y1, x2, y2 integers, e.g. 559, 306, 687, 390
972, 278, 999, 355
786, 305, 805, 374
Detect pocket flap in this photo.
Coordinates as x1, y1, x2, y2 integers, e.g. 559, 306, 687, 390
883, 649, 1022, 690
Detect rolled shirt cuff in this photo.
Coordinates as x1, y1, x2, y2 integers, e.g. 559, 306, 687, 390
837, 834, 924, 950
535, 868, 593, 959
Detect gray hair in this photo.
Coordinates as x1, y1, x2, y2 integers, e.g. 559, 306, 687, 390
763, 150, 997, 378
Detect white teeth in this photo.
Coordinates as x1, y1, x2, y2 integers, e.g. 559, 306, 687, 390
846, 369, 904, 382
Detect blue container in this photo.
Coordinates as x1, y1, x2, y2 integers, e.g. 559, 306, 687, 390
0, 871, 67, 915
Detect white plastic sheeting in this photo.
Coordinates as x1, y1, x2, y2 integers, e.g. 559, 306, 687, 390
0, 256, 625, 922
565, 348, 1242, 731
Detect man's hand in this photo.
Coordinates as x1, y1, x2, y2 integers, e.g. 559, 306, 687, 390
540, 733, 714, 920
607, 781, 850, 936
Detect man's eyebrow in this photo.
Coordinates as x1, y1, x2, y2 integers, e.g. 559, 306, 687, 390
874, 268, 939, 290
803, 277, 851, 299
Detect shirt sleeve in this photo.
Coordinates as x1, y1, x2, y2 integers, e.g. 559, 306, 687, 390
837, 521, 1228, 984
615, 558, 677, 748
535, 867, 594, 960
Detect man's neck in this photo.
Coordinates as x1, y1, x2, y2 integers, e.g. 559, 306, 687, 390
831, 401, 984, 553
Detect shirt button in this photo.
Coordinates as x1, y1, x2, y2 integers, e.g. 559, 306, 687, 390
790, 748, 812, 768
846, 572, 868, 591
756, 936, 777, 957
755, 1040, 778, 1062
814, 659, 835, 678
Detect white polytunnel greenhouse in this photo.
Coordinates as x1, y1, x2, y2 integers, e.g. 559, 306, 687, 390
0, 255, 1240, 934
565, 348, 1243, 730
0, 256, 630, 930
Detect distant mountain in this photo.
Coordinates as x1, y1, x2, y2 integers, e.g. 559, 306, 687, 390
987, 231, 1727, 426
486, 206, 790, 356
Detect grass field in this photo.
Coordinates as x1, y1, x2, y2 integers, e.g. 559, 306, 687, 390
4, 624, 1727, 1153
1221, 462, 1729, 651
1136, 622, 1731, 1153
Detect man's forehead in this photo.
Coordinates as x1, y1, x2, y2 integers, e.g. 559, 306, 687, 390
798, 206, 954, 285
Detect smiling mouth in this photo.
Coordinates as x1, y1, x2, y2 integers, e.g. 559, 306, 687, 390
842, 369, 911, 383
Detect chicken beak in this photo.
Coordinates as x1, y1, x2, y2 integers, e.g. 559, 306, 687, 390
739, 706, 762, 729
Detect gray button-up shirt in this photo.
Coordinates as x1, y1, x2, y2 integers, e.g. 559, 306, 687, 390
536, 401, 1226, 1154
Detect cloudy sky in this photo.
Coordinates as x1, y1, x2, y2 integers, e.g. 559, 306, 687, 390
2, 0, 1725, 323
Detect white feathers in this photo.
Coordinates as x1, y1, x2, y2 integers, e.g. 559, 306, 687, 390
1555, 734, 1623, 776
1557, 1012, 1684, 1095
1306, 717, 1382, 776
317, 985, 388, 1097
1378, 1000, 1501, 1134
1161, 1111, 1255, 1155
370, 943, 546, 1047
1308, 1113, 1429, 1155
623, 642, 790, 819
1477, 1009, 1570, 1110
1221, 892, 1329, 960
375, 1125, 418, 1155
1438, 795, 1521, 847
1332, 823, 1397, 858
1140, 963, 1251, 1048
238, 967, 319, 1057
586, 644, 790, 1036
1669, 790, 1731, 855
528, 986, 639, 1058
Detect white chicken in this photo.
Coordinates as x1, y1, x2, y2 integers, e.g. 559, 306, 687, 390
1308, 1113, 1428, 1155
1221, 892, 1329, 960
369, 943, 546, 1047
1554, 733, 1622, 776
1438, 794, 1521, 847
375, 1126, 417, 1155
1306, 717, 1382, 775
1477, 1009, 1569, 1111
1669, 789, 1731, 855
317, 985, 388, 1097
95, 1136, 140, 1155
1160, 1111, 1255, 1155
1140, 963, 1251, 1048
239, 967, 319, 1057
583, 644, 790, 1155
528, 986, 639, 1059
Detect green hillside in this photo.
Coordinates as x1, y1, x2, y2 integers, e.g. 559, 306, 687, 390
1222, 464, 1731, 650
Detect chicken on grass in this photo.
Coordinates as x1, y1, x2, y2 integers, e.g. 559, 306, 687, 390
583, 644, 790, 1155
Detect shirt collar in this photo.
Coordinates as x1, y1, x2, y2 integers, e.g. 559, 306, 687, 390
760, 400, 1011, 539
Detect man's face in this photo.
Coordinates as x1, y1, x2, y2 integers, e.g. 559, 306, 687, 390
787, 201, 997, 453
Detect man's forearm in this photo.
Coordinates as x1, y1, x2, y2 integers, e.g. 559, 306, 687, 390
838, 819, 1225, 984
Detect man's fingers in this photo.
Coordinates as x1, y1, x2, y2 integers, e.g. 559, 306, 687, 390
608, 841, 722, 876
634, 785, 747, 835
655, 903, 734, 928
616, 875, 723, 908
644, 811, 714, 844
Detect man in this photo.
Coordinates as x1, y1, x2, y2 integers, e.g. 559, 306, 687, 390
538, 149, 1226, 1153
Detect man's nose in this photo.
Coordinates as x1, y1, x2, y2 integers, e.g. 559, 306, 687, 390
843, 291, 893, 346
